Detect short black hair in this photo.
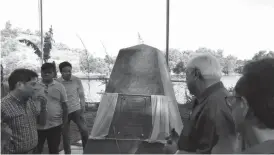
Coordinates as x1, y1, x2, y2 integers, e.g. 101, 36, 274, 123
8, 68, 38, 91
59, 61, 72, 72
235, 58, 274, 128
41, 63, 55, 71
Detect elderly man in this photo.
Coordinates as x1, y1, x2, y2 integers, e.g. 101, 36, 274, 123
176, 53, 236, 154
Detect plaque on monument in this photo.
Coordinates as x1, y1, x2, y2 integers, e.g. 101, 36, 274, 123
107, 94, 153, 140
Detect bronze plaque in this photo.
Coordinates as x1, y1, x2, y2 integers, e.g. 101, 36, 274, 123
108, 94, 152, 140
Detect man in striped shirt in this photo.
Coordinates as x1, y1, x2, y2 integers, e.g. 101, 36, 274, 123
56, 61, 89, 154
1, 69, 47, 154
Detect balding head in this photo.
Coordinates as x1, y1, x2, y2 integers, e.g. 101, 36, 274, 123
186, 53, 222, 80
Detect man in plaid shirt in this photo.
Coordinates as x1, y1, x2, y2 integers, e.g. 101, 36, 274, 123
1, 69, 47, 154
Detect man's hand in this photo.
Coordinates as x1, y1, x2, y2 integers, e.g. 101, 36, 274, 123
1, 123, 12, 149
37, 95, 47, 109
62, 114, 68, 128
63, 114, 68, 123
61, 101, 68, 128
163, 129, 180, 154
80, 101, 86, 113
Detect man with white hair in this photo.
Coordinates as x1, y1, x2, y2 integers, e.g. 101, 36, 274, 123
176, 53, 237, 153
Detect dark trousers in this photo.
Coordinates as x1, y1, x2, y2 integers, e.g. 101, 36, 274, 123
62, 109, 89, 154
34, 125, 62, 154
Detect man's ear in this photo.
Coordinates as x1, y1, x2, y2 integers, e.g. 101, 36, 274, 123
16, 82, 24, 89
193, 68, 202, 80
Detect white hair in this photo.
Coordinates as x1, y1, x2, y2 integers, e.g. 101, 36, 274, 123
186, 53, 222, 80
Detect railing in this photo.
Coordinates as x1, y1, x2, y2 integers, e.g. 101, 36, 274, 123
80, 77, 186, 83
79, 77, 186, 90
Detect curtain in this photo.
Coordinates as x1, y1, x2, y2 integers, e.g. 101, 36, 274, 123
149, 95, 183, 143
89, 93, 118, 138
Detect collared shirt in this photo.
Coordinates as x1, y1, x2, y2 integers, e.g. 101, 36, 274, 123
34, 80, 68, 130
177, 82, 236, 154
1, 94, 39, 154
56, 75, 85, 113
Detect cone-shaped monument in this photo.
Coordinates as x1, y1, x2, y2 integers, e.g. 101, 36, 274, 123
84, 44, 183, 154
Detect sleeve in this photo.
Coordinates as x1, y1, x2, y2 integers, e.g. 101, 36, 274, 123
1, 105, 7, 123
177, 99, 200, 152
59, 84, 68, 102
195, 104, 217, 154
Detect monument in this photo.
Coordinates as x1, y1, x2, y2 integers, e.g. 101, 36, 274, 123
84, 44, 183, 154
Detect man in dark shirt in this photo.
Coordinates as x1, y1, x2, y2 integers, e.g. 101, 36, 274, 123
176, 53, 237, 154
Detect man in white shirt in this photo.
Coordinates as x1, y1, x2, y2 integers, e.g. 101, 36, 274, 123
56, 61, 88, 154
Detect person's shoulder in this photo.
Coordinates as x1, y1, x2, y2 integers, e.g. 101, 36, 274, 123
71, 75, 81, 81
53, 80, 65, 87
206, 84, 231, 112
1, 94, 13, 109
55, 77, 62, 82
208, 85, 229, 103
71, 75, 82, 84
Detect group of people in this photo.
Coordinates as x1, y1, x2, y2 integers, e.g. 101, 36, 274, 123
165, 54, 274, 154
1, 61, 89, 154
1, 53, 274, 154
